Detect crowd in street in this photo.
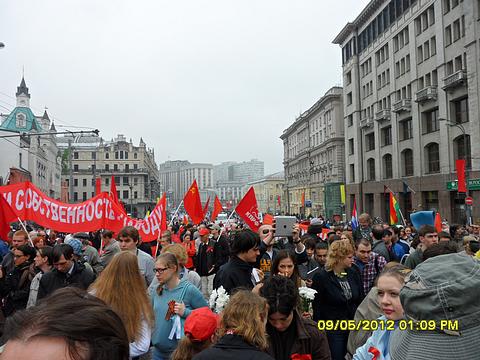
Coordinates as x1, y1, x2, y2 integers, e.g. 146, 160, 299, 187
0, 212, 479, 360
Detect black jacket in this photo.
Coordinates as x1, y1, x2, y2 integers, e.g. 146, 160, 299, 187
311, 267, 364, 324
196, 240, 218, 276
0, 261, 35, 316
213, 256, 254, 293
37, 261, 95, 301
193, 334, 274, 360
214, 235, 230, 269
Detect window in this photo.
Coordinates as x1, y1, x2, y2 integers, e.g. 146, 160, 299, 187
453, 19, 461, 42
73, 152, 79, 159
346, 71, 352, 85
114, 164, 118, 171
74, 179, 78, 187
453, 98, 469, 124
454, 135, 471, 169
134, 191, 138, 199
423, 191, 439, 211
105, 152, 109, 159
424, 41, 430, 59
105, 178, 110, 186
350, 164, 355, 182
367, 158, 376, 180
114, 176, 120, 185
382, 126, 392, 146
91, 178, 95, 186
123, 190, 129, 199
402, 149, 414, 176
366, 133, 375, 151
422, 108, 439, 134
383, 154, 393, 179
430, 37, 436, 56
347, 114, 353, 127
115, 151, 119, 159
125, 152, 129, 160
444, 0, 450, 14
134, 153, 138, 159
426, 143, 440, 173
134, 177, 138, 186
83, 192, 87, 201
74, 192, 78, 202
417, 46, 423, 64
134, 164, 138, 170
348, 138, 354, 155
123, 176, 129, 185
445, 25, 452, 46
125, 164, 129, 171
82, 179, 87, 187
105, 164, 109, 171
347, 92, 352, 105
74, 165, 79, 171
400, 118, 413, 140
91, 152, 96, 160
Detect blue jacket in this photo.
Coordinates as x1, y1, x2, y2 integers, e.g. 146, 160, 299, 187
353, 316, 394, 360
151, 279, 207, 357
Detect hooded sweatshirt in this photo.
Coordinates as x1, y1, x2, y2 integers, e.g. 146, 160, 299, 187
151, 279, 207, 357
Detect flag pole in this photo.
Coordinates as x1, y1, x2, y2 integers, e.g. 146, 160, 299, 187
219, 209, 236, 237
17, 218, 34, 247
168, 200, 184, 227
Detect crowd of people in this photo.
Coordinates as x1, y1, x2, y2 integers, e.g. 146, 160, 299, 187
0, 212, 478, 359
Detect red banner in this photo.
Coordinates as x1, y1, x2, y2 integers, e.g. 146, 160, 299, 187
0, 182, 166, 241
235, 187, 260, 232
456, 159, 467, 193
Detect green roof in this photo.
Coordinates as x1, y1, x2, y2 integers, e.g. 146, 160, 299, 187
0, 107, 43, 133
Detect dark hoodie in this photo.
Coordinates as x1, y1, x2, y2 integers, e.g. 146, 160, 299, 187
213, 256, 254, 294
193, 334, 274, 360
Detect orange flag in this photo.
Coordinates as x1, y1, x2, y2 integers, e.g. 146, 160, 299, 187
434, 212, 442, 233
183, 180, 204, 224
211, 196, 223, 222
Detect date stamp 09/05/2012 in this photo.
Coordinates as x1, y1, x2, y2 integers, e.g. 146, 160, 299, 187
317, 319, 459, 332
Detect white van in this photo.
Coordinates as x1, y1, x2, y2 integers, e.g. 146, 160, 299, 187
216, 213, 228, 224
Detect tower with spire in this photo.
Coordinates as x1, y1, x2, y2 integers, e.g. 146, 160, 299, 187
16, 77, 30, 108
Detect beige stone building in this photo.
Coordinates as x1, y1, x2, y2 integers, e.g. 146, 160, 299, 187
246, 172, 285, 214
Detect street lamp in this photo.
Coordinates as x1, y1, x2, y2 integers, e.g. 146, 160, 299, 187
0, 42, 5, 49
439, 117, 470, 225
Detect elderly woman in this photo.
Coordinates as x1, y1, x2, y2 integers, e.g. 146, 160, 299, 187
312, 239, 364, 360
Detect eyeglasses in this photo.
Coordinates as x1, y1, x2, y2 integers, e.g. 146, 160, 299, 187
154, 267, 169, 274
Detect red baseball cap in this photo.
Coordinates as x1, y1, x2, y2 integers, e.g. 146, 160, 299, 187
184, 307, 219, 342
198, 228, 210, 236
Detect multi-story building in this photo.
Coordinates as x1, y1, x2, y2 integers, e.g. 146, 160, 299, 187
334, 0, 479, 223
246, 172, 285, 214
57, 134, 160, 218
281, 87, 345, 218
0, 77, 61, 198
158, 161, 213, 208
213, 160, 265, 206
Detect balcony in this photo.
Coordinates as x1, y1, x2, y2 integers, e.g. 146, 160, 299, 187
392, 99, 411, 113
415, 86, 437, 103
442, 70, 467, 90
360, 117, 374, 129
374, 109, 391, 122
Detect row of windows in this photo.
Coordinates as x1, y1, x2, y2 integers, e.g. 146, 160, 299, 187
73, 190, 139, 202
73, 151, 139, 160
446, 53, 467, 75
376, 43, 390, 65
362, 81, 374, 99
445, 16, 466, 46
72, 163, 139, 171
377, 69, 391, 90
418, 70, 438, 90
417, 36, 436, 64
360, 58, 373, 78
393, 26, 409, 52
443, 0, 463, 14
414, 5, 435, 36
394, 54, 411, 78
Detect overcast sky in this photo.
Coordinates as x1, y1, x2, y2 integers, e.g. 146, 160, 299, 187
1, 0, 368, 174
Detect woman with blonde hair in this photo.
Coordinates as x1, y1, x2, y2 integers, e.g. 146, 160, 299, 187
89, 251, 154, 359
312, 239, 364, 360
193, 290, 274, 360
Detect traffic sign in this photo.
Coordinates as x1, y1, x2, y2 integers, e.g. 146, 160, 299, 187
465, 196, 473, 206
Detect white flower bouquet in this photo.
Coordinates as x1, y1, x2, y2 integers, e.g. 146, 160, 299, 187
209, 286, 230, 314
298, 286, 317, 314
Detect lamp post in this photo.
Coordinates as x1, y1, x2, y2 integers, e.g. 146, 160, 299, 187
0, 42, 5, 49
440, 118, 470, 225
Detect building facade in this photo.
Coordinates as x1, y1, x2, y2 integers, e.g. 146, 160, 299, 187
213, 160, 265, 206
158, 161, 213, 209
281, 87, 345, 217
0, 77, 61, 199
246, 172, 285, 214
334, 0, 479, 223
57, 134, 160, 218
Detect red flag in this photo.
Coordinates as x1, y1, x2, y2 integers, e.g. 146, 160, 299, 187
301, 192, 305, 208
95, 178, 101, 195
183, 215, 188, 225
0, 195, 17, 240
183, 180, 204, 224
456, 159, 467, 193
263, 214, 274, 225
434, 212, 442, 233
110, 176, 119, 204
211, 196, 223, 222
235, 187, 261, 232
203, 196, 210, 218
277, 195, 281, 207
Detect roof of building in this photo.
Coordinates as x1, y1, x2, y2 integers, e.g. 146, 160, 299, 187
0, 107, 43, 133
247, 171, 284, 185
16, 77, 30, 98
